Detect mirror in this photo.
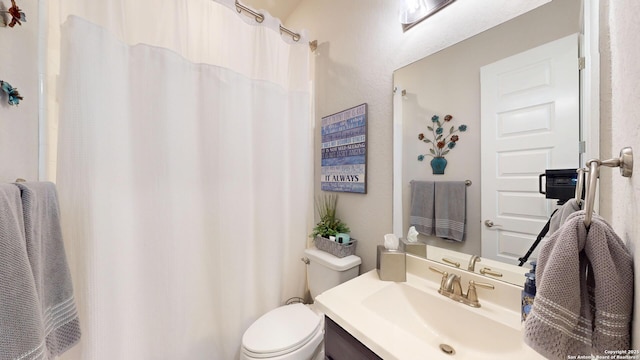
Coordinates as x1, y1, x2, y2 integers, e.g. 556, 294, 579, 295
393, 0, 583, 286
426, 245, 529, 285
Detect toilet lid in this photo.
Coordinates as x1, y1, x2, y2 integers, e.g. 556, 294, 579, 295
242, 303, 322, 357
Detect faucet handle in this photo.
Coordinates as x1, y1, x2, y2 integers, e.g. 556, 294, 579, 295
429, 266, 447, 277
442, 257, 461, 268
470, 281, 495, 289
429, 266, 448, 290
466, 280, 494, 307
479, 267, 503, 277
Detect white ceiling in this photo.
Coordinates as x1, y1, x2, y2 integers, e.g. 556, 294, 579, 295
240, 0, 303, 22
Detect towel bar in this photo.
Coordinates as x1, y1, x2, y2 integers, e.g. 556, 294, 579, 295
409, 179, 472, 186
574, 168, 586, 206
583, 147, 633, 227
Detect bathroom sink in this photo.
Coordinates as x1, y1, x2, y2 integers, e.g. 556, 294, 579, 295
314, 255, 544, 360
362, 281, 532, 359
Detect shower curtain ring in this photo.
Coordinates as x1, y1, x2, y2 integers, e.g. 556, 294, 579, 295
235, 1, 265, 23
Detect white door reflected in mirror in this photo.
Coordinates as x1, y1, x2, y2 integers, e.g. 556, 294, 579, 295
480, 33, 580, 265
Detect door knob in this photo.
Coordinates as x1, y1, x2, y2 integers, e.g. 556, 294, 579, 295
484, 220, 502, 228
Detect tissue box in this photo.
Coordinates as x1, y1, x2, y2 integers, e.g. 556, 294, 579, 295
400, 238, 426, 258
376, 245, 406, 282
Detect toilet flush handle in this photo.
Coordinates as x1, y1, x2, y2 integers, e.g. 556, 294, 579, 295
301, 257, 310, 264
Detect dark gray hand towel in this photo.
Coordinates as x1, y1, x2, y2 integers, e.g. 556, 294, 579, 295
410, 181, 435, 236
14, 182, 81, 358
524, 211, 633, 359
0, 183, 47, 360
434, 181, 466, 242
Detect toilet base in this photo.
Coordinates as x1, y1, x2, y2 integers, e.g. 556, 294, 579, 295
240, 325, 324, 360
241, 342, 323, 360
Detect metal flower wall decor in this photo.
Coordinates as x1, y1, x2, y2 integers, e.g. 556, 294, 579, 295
0, 80, 23, 105
417, 114, 467, 174
2, 0, 26, 27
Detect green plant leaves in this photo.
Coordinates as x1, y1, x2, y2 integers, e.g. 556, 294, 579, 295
311, 194, 350, 238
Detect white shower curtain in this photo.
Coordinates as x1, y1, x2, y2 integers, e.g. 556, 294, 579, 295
50, 1, 311, 359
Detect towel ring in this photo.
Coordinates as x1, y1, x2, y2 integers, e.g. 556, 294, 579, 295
583, 147, 633, 228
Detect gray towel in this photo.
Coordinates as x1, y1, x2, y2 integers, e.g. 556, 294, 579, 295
434, 181, 466, 242
410, 181, 435, 236
548, 198, 581, 235
524, 211, 633, 359
0, 183, 47, 360
14, 182, 81, 358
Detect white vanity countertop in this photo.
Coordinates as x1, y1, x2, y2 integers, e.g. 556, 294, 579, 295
314, 255, 544, 360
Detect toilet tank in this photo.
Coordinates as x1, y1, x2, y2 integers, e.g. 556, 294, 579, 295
304, 247, 361, 299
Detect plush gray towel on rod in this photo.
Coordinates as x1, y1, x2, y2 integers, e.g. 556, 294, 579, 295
524, 211, 633, 359
434, 181, 466, 242
548, 198, 581, 235
0, 183, 47, 360
410, 181, 435, 236
14, 182, 81, 358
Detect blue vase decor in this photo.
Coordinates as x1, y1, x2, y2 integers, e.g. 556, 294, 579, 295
430, 156, 448, 174
417, 114, 468, 175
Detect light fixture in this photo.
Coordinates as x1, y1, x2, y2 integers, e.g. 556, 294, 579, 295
398, 0, 429, 24
399, 0, 456, 31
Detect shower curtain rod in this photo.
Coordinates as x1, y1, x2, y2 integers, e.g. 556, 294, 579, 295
234, 1, 301, 42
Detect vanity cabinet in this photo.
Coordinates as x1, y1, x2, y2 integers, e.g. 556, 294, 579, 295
324, 316, 382, 360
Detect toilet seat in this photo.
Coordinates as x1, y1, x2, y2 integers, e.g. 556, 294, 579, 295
242, 303, 323, 358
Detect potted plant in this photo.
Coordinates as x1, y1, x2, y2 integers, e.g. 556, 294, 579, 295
311, 193, 349, 238
310, 193, 356, 257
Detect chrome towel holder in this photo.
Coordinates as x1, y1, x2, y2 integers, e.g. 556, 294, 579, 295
583, 147, 633, 228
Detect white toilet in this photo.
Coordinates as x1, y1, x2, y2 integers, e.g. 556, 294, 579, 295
240, 247, 361, 360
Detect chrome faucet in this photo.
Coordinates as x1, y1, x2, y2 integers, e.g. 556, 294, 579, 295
429, 266, 494, 307
467, 255, 481, 271
443, 273, 463, 296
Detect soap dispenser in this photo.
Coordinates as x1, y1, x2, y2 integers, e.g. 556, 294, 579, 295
521, 261, 537, 322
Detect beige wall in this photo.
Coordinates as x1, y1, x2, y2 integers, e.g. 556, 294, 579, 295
0, 0, 40, 182
607, 0, 640, 348
286, 0, 551, 272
